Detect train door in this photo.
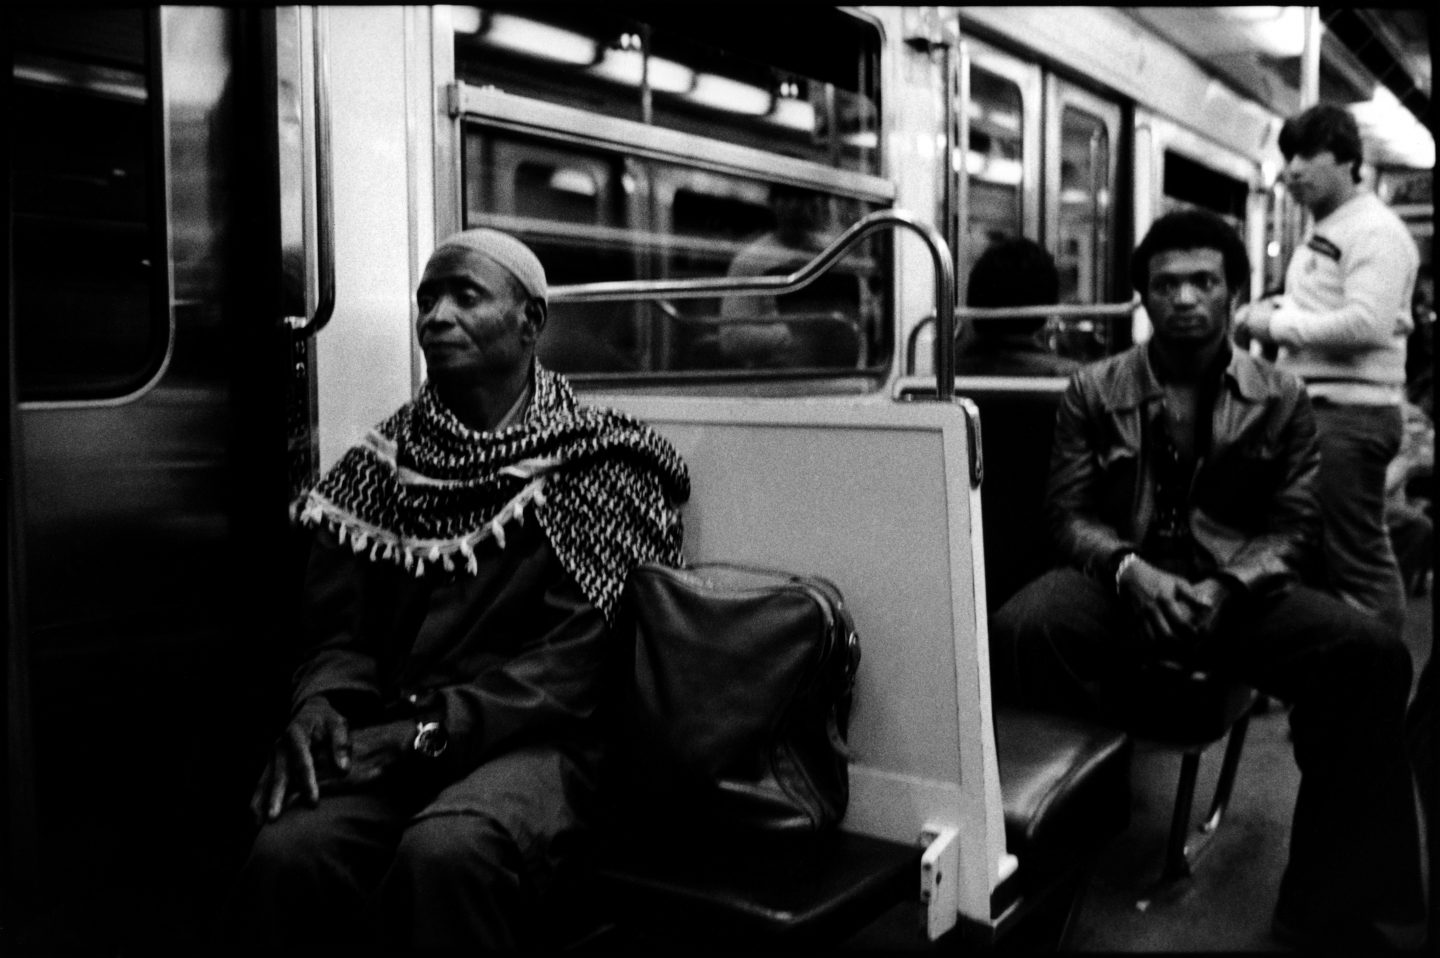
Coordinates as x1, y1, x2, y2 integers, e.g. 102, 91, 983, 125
940, 31, 1132, 611
942, 37, 1128, 370
7, 7, 304, 950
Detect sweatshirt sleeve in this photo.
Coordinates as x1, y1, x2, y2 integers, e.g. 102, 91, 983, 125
1269, 220, 1416, 351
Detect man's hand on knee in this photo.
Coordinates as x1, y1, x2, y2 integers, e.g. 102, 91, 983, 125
250, 695, 351, 823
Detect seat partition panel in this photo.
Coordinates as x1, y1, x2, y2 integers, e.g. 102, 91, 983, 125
593, 393, 1009, 922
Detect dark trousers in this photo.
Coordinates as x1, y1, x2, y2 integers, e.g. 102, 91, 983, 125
991, 568, 1428, 950
220, 745, 594, 954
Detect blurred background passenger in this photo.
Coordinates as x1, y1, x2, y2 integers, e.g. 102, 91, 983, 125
1234, 103, 1418, 637
1406, 265, 1434, 419
958, 237, 1081, 377
1386, 266, 1435, 599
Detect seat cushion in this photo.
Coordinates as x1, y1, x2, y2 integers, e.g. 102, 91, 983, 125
590, 828, 919, 943
995, 706, 1132, 874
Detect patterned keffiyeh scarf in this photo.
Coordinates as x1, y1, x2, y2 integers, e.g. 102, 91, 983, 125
294, 363, 689, 623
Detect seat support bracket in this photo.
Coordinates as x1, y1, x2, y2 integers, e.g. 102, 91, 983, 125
919, 823, 961, 940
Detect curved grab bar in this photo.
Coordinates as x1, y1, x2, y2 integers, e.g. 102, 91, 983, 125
284, 6, 336, 336
551, 208, 957, 399
905, 298, 1141, 373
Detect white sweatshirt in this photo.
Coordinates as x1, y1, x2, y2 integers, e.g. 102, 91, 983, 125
1271, 191, 1417, 405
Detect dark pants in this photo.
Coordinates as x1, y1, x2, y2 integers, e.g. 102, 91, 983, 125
220, 745, 594, 954
991, 568, 1428, 950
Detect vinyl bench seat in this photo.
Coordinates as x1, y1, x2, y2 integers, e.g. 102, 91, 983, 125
582, 828, 921, 947
563, 707, 1131, 950
991, 706, 1133, 924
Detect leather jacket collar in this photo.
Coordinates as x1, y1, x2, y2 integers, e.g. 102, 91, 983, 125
1097, 340, 1269, 413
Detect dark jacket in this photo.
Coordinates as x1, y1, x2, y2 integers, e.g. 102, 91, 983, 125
1046, 342, 1322, 597
291, 520, 609, 785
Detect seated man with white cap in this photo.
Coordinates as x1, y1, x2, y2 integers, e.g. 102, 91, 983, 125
223, 229, 690, 952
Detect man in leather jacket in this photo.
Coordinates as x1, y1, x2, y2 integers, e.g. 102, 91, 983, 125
990, 209, 1426, 951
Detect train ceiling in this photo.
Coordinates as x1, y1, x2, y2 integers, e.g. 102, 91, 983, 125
1126, 7, 1432, 170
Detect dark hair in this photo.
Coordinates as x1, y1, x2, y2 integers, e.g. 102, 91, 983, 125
1131, 209, 1249, 297
1279, 104, 1364, 184
967, 237, 1059, 335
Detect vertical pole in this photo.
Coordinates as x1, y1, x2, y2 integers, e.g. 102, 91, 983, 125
954, 27, 970, 309
1293, 8, 1322, 246
1299, 7, 1321, 109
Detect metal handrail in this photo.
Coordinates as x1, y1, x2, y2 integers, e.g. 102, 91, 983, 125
550, 208, 958, 399
906, 298, 1141, 373
284, 6, 336, 336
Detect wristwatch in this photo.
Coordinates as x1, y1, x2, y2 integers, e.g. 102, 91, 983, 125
412, 720, 449, 760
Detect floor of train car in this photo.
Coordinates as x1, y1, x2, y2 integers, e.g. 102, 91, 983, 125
846, 588, 1434, 953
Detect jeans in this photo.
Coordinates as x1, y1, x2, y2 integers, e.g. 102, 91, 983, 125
991, 568, 1428, 950
1313, 401, 1406, 636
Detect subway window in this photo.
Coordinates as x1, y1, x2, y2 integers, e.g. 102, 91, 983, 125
1056, 105, 1112, 308
1162, 151, 1256, 288
454, 6, 890, 380
1162, 151, 1247, 228
12, 8, 168, 402
965, 66, 1025, 248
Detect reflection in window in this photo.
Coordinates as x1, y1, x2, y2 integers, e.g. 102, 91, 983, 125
12, 9, 166, 401
465, 132, 642, 374
462, 128, 888, 377
1056, 106, 1110, 307
964, 67, 1025, 249
453, 5, 881, 176
1051, 106, 1113, 364
672, 181, 881, 371
515, 162, 601, 222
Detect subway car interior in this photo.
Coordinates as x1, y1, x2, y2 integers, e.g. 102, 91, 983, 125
4, 5, 1435, 954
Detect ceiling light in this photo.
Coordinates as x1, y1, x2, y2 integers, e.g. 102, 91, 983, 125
588, 48, 694, 94
548, 169, 598, 196
688, 73, 771, 116
770, 97, 815, 132
965, 151, 1022, 185
483, 13, 596, 66
1221, 6, 1312, 59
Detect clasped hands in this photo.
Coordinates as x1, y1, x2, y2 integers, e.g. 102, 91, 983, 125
1117, 556, 1235, 650
250, 696, 414, 823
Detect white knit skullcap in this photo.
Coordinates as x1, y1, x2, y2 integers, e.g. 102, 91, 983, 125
432, 228, 548, 304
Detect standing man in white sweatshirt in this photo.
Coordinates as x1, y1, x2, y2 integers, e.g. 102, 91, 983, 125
1236, 104, 1418, 636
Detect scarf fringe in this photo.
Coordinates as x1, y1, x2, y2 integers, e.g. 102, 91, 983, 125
294, 365, 689, 623
294, 477, 549, 579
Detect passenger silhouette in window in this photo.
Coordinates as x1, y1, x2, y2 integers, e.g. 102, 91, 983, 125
958, 236, 1081, 378
717, 184, 853, 368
